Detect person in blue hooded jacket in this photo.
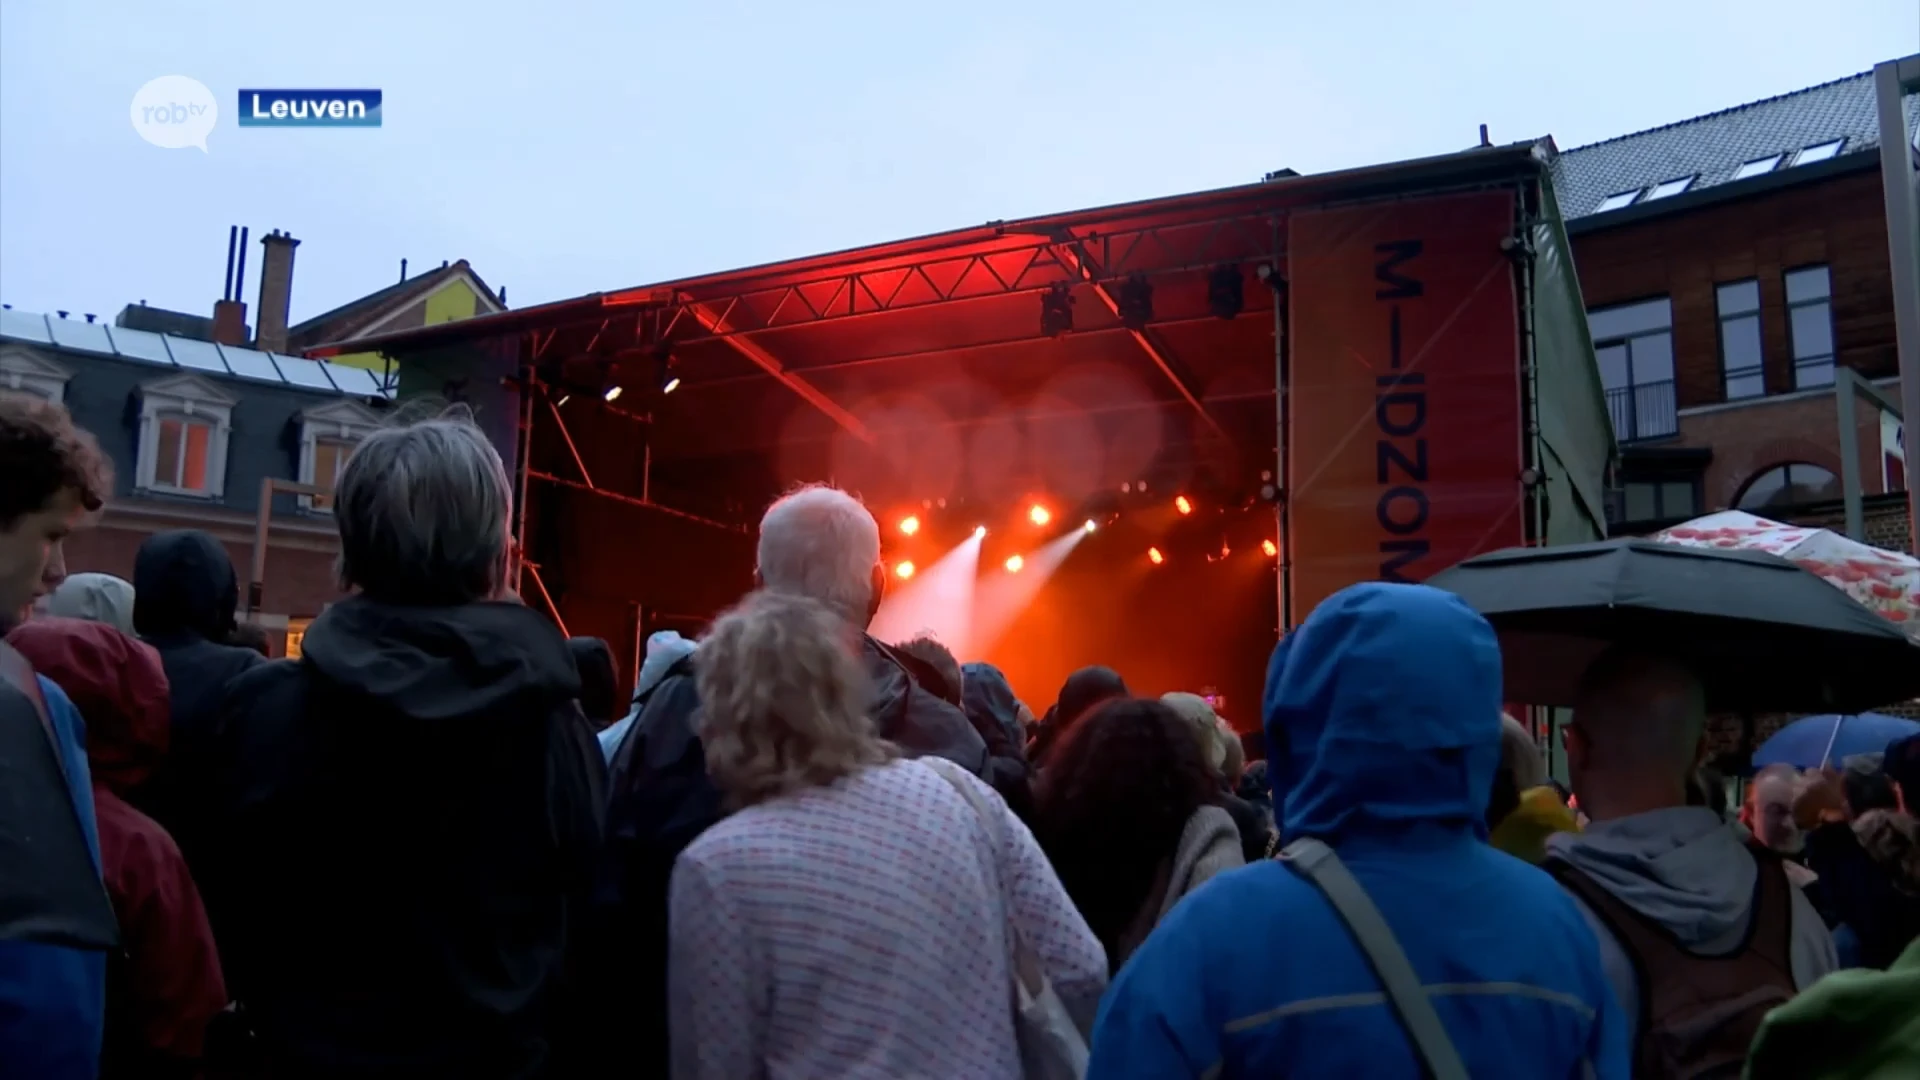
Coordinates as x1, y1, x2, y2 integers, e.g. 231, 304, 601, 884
1087, 582, 1630, 1079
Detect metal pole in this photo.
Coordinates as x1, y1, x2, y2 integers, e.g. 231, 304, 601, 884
247, 477, 328, 619
512, 359, 536, 594
249, 475, 273, 617
1835, 368, 1866, 540
1875, 55, 1920, 550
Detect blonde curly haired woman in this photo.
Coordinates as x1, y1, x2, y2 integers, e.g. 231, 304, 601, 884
667, 590, 1106, 1079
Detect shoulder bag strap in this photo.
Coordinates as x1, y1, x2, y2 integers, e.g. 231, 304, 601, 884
923, 758, 1051, 993
1278, 838, 1469, 1080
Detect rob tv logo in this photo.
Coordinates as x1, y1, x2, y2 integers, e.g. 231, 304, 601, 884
130, 76, 218, 151
240, 89, 382, 127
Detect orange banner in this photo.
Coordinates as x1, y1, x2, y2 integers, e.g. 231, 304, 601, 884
1285, 190, 1524, 626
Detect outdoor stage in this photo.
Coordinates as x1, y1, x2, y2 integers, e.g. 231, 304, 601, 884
312, 140, 1615, 720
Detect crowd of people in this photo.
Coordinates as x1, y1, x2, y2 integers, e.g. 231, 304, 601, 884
3, 389, 1918, 1079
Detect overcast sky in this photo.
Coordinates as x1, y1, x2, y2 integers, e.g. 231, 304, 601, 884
2, 0, 1914, 326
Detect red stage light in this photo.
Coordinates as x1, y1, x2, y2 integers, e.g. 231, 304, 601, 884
1262, 539, 1278, 557
1028, 504, 1051, 527
1174, 495, 1192, 515
1148, 547, 1165, 565
1004, 554, 1025, 573
894, 560, 915, 580
899, 515, 920, 536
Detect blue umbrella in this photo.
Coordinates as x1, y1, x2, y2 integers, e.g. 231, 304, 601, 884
1751, 713, 1920, 770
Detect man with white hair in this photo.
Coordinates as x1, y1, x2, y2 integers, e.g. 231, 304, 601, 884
201, 407, 606, 1079
1545, 647, 1836, 1076
589, 483, 995, 1073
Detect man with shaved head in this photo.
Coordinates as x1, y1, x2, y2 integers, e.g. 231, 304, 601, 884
1544, 648, 1836, 1074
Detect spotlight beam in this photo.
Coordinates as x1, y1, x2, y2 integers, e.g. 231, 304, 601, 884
870, 530, 982, 654
970, 526, 1090, 657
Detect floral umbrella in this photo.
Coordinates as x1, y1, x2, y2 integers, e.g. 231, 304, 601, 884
1655, 510, 1919, 639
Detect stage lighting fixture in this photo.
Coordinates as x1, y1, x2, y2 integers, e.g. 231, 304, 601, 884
1028, 504, 1051, 527
1117, 273, 1153, 330
1005, 554, 1024, 573
1208, 264, 1244, 320
899, 515, 921, 536
661, 375, 681, 394
895, 560, 915, 580
1040, 283, 1075, 337
1262, 539, 1279, 557
1083, 519, 1097, 534
603, 385, 624, 402
654, 344, 680, 394
974, 525, 988, 539
1174, 495, 1193, 515
557, 394, 571, 407
1147, 547, 1165, 565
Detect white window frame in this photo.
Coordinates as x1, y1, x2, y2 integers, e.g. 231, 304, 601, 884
135, 372, 237, 499
0, 344, 75, 402
297, 399, 383, 511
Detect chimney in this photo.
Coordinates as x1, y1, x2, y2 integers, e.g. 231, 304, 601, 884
255, 229, 300, 353
212, 225, 250, 346
399, 258, 408, 282
1479, 123, 1491, 148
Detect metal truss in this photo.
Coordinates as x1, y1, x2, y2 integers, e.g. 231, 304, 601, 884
648, 209, 1281, 342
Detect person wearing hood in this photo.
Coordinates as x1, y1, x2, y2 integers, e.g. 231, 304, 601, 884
1088, 583, 1627, 1079
1029, 665, 1128, 769
199, 410, 605, 1079
598, 630, 698, 765
0, 392, 118, 1080
589, 484, 993, 1073
949, 658, 1034, 820
9, 617, 228, 1079
42, 572, 136, 636
129, 529, 265, 872
1545, 648, 1837, 1075
567, 636, 619, 729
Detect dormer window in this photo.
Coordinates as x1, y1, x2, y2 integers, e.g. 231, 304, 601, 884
297, 399, 384, 511
0, 344, 75, 402
135, 372, 236, 498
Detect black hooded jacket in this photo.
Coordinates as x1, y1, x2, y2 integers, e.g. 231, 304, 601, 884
201, 597, 605, 1080
130, 530, 264, 870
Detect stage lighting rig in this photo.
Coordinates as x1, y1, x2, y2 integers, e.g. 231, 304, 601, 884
1040, 282, 1075, 337
1147, 547, 1165, 565
1208, 264, 1244, 320
1117, 273, 1153, 330
899, 515, 921, 536
1174, 495, 1193, 515
1004, 554, 1025, 573
1028, 504, 1051, 527
895, 560, 915, 580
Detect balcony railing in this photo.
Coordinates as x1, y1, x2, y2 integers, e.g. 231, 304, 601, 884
1606, 380, 1677, 442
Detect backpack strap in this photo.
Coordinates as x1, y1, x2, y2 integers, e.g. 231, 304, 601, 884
1543, 856, 1658, 1041
1739, 847, 1796, 977
1279, 838, 1469, 1080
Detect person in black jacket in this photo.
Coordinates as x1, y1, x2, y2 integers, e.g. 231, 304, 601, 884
129, 529, 264, 875
199, 408, 604, 1080
590, 483, 997, 1075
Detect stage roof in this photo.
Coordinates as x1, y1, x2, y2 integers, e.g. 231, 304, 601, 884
307, 137, 1612, 541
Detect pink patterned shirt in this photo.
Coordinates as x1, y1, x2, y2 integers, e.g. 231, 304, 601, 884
668, 758, 1107, 1079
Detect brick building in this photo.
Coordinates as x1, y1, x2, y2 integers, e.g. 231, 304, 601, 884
1551, 66, 1916, 547
1548, 65, 1920, 752
2, 228, 504, 654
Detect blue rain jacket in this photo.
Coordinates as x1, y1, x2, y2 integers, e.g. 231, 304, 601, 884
1088, 583, 1629, 1079
0, 678, 107, 1079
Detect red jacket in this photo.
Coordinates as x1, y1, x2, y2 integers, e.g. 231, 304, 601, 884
9, 617, 228, 1077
